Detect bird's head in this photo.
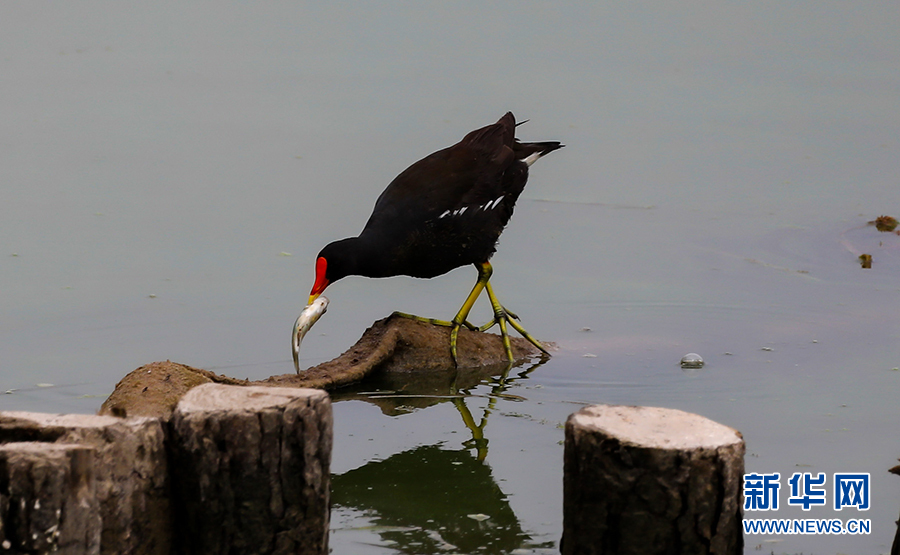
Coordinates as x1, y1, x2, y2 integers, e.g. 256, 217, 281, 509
307, 239, 358, 303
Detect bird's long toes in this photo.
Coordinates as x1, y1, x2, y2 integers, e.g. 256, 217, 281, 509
477, 319, 497, 333
498, 318, 515, 363
450, 323, 461, 365
505, 316, 550, 355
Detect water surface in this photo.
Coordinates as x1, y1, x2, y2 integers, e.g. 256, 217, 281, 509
2, 3, 898, 553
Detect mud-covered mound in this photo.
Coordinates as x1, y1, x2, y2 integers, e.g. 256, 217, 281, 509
99, 314, 546, 419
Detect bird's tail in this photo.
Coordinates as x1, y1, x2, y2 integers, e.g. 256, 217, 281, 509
515, 141, 564, 167
462, 112, 517, 153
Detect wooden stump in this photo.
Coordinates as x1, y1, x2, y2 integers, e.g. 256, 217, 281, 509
0, 412, 170, 555
0, 442, 101, 555
169, 384, 332, 555
562, 405, 744, 555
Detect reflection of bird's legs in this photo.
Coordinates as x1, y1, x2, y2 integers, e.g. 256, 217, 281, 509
453, 397, 489, 461
453, 358, 547, 461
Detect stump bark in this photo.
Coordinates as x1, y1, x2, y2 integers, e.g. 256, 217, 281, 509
0, 412, 170, 555
562, 405, 744, 555
169, 384, 332, 555
0, 442, 101, 555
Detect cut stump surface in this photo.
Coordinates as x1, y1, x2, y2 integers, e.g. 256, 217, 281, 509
563, 404, 745, 555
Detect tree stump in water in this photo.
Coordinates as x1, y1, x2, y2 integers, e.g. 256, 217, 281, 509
0, 442, 101, 555
0, 412, 170, 555
169, 384, 332, 555
562, 405, 744, 555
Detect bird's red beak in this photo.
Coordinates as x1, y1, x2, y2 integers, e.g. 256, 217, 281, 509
308, 256, 329, 305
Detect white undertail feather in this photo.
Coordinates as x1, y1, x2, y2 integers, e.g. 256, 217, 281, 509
521, 151, 543, 167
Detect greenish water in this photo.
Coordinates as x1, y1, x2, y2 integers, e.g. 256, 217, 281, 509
2, 3, 898, 553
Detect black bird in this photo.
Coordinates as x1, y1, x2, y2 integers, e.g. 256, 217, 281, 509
293, 112, 563, 370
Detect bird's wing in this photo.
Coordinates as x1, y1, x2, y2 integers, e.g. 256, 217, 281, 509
364, 114, 519, 231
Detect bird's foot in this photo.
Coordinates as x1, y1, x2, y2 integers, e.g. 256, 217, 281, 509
475, 306, 549, 363
392, 311, 478, 330
409, 307, 548, 367
479, 280, 550, 362
393, 311, 478, 366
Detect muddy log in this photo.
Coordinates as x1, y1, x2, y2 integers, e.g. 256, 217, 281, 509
562, 405, 744, 555
169, 384, 332, 555
0, 412, 170, 555
0, 442, 101, 555
266, 312, 544, 388
100, 314, 545, 419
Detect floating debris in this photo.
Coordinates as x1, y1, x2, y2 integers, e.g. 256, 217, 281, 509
680, 353, 704, 368
148, 294, 157, 299
761, 347, 773, 352
467, 514, 490, 522
583, 353, 597, 358
869, 215, 898, 232
279, 252, 292, 257
859, 253, 872, 269
890, 460, 900, 476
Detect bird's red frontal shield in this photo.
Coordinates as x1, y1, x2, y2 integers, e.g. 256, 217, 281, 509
309, 256, 329, 304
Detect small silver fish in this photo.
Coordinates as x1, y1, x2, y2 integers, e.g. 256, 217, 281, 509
291, 296, 329, 373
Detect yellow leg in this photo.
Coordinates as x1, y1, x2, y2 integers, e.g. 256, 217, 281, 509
447, 262, 493, 363
478, 274, 550, 362
396, 261, 549, 365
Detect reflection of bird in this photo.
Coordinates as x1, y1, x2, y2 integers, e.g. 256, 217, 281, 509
295, 112, 563, 367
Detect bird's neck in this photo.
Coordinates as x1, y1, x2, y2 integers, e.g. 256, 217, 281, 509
325, 234, 391, 280
351, 232, 395, 278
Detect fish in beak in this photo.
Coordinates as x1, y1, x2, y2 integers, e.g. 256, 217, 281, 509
291, 295, 329, 373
